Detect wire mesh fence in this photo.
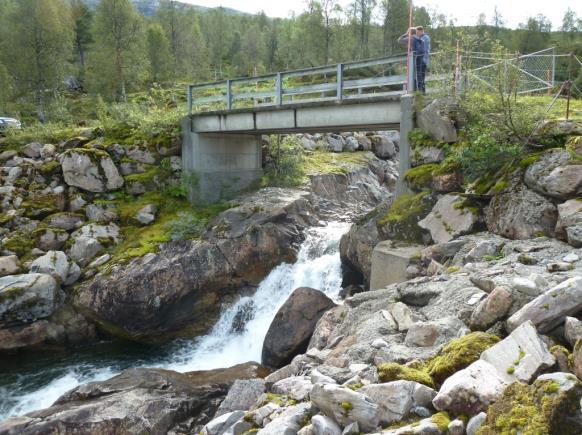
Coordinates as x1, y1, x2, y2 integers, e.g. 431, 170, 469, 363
424, 47, 565, 97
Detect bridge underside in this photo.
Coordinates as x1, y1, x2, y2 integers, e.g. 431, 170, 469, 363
182, 96, 413, 203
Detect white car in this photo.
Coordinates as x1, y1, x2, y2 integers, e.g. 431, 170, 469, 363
0, 117, 22, 133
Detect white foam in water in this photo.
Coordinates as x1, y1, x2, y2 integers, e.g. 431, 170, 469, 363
2, 367, 115, 419
1, 221, 349, 421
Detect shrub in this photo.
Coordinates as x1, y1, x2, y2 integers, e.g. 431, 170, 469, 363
165, 211, 207, 241
262, 136, 305, 187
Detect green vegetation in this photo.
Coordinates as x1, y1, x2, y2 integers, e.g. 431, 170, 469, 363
101, 192, 231, 266
377, 192, 434, 243
261, 136, 377, 188
409, 128, 446, 149
340, 401, 353, 411
377, 362, 436, 389
1, 232, 34, 258
431, 412, 451, 432
378, 332, 500, 389
404, 164, 440, 191
424, 332, 500, 385
261, 136, 305, 187
477, 379, 582, 435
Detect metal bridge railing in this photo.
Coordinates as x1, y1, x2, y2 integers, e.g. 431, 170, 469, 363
187, 53, 411, 114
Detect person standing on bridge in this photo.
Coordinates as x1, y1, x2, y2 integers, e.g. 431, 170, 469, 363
398, 26, 430, 93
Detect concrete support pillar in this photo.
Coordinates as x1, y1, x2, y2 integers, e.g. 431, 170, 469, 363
370, 242, 423, 291
181, 117, 262, 203
396, 94, 414, 197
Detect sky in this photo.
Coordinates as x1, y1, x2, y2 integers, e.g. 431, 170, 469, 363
182, 0, 581, 30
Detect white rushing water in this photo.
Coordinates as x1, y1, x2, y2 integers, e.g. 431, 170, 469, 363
1, 221, 349, 421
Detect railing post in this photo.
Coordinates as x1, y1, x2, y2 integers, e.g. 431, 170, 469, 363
187, 85, 192, 115
226, 79, 232, 110
407, 51, 415, 93
337, 63, 343, 101
276, 72, 283, 106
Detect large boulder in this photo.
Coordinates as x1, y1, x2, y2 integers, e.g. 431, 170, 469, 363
524, 149, 582, 199
411, 146, 445, 167
477, 372, 582, 435
371, 135, 397, 159
214, 379, 266, 417
417, 98, 460, 143
480, 321, 555, 383
0, 365, 267, 435
506, 276, 582, 333
358, 380, 437, 425
0, 273, 60, 326
433, 321, 554, 416
29, 251, 70, 284
432, 359, 507, 415
555, 199, 582, 246
485, 180, 557, 239
0, 256, 20, 277
469, 286, 513, 331
258, 402, 313, 435
0, 304, 96, 354
418, 194, 479, 244
61, 148, 124, 192
262, 288, 336, 368
310, 384, 379, 432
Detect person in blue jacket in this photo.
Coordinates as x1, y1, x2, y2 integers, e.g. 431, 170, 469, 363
398, 26, 431, 93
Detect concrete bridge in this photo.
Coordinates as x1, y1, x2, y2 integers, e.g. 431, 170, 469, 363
182, 53, 416, 202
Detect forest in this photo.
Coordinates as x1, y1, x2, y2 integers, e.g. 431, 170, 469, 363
0, 0, 580, 124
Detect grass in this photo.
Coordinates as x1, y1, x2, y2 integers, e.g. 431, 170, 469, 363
302, 150, 376, 177
100, 192, 232, 267
521, 95, 582, 121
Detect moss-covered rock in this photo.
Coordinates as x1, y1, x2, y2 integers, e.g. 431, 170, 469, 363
404, 164, 440, 191
2, 232, 35, 258
38, 160, 62, 177
377, 362, 436, 389
424, 332, 500, 386
430, 411, 451, 432
477, 378, 582, 435
22, 192, 66, 219
377, 192, 436, 243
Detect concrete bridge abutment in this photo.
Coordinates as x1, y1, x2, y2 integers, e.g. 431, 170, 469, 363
181, 117, 262, 203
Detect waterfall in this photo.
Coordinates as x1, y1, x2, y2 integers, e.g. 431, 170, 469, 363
163, 221, 348, 372
0, 221, 349, 421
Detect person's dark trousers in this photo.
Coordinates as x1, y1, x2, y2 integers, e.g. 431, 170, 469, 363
415, 55, 427, 93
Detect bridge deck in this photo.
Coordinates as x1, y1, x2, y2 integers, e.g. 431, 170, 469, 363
189, 95, 403, 134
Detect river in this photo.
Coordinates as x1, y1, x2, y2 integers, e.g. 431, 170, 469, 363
0, 221, 349, 421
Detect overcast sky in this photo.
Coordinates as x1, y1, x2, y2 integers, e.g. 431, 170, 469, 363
183, 0, 581, 29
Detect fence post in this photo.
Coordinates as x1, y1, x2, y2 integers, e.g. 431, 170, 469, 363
187, 85, 192, 115
226, 79, 232, 110
407, 51, 415, 93
337, 63, 343, 101
276, 72, 283, 105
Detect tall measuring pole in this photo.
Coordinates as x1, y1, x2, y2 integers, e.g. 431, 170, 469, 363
405, 1, 414, 93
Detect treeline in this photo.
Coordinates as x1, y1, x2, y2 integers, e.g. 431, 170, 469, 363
0, 0, 580, 122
